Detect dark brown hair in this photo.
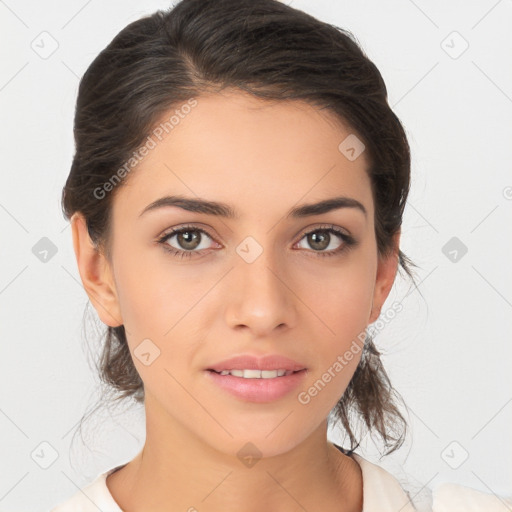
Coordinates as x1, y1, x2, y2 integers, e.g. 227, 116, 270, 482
62, 0, 417, 456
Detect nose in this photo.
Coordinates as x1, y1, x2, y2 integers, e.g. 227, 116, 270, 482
224, 243, 298, 337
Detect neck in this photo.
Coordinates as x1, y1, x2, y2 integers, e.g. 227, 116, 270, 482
106, 398, 363, 512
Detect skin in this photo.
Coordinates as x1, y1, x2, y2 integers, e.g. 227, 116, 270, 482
71, 88, 400, 512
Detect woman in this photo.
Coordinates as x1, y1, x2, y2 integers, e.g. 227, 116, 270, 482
51, 0, 511, 510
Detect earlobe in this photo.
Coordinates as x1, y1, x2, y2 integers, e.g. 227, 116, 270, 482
369, 231, 400, 324
70, 212, 123, 327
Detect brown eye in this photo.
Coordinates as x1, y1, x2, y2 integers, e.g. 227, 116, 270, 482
157, 226, 217, 258
305, 230, 334, 251
175, 230, 202, 250
297, 229, 343, 252
295, 226, 356, 257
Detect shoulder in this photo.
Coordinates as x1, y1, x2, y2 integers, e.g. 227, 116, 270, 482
351, 453, 420, 511
432, 482, 512, 512
352, 452, 512, 512
50, 467, 123, 512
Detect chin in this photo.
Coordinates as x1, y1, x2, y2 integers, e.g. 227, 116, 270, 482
203, 426, 314, 462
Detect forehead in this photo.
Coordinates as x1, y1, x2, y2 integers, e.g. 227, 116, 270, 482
112, 89, 373, 220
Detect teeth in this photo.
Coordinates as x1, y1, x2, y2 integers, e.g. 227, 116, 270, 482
217, 369, 291, 378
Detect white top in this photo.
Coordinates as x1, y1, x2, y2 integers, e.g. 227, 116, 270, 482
50, 453, 512, 511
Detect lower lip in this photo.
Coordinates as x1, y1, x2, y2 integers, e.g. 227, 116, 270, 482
205, 369, 308, 403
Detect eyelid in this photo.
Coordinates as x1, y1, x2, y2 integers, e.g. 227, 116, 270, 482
157, 224, 221, 247
157, 222, 351, 244
158, 222, 218, 239
295, 222, 352, 240
156, 222, 356, 258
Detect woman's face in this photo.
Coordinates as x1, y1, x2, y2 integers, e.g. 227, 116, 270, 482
74, 89, 398, 458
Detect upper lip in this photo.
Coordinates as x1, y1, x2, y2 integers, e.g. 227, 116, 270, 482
207, 354, 307, 372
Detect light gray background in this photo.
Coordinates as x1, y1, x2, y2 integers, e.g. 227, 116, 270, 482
1, 0, 511, 510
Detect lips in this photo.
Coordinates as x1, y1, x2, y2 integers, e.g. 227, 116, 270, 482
206, 354, 307, 373
206, 365, 308, 402
214, 369, 294, 378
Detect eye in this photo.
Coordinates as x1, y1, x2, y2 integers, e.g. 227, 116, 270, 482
295, 225, 356, 257
157, 223, 356, 260
157, 225, 218, 259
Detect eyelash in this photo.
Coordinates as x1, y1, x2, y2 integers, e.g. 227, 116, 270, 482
156, 224, 357, 260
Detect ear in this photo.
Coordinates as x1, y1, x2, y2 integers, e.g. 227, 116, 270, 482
368, 231, 400, 324
70, 212, 123, 327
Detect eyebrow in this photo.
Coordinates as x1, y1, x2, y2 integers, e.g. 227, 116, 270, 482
138, 195, 367, 219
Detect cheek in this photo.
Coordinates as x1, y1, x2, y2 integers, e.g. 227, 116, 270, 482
113, 245, 204, 335
298, 253, 376, 394
112, 251, 212, 383
303, 256, 376, 336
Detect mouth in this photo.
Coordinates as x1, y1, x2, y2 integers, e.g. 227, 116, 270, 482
205, 368, 308, 402
207, 368, 305, 378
